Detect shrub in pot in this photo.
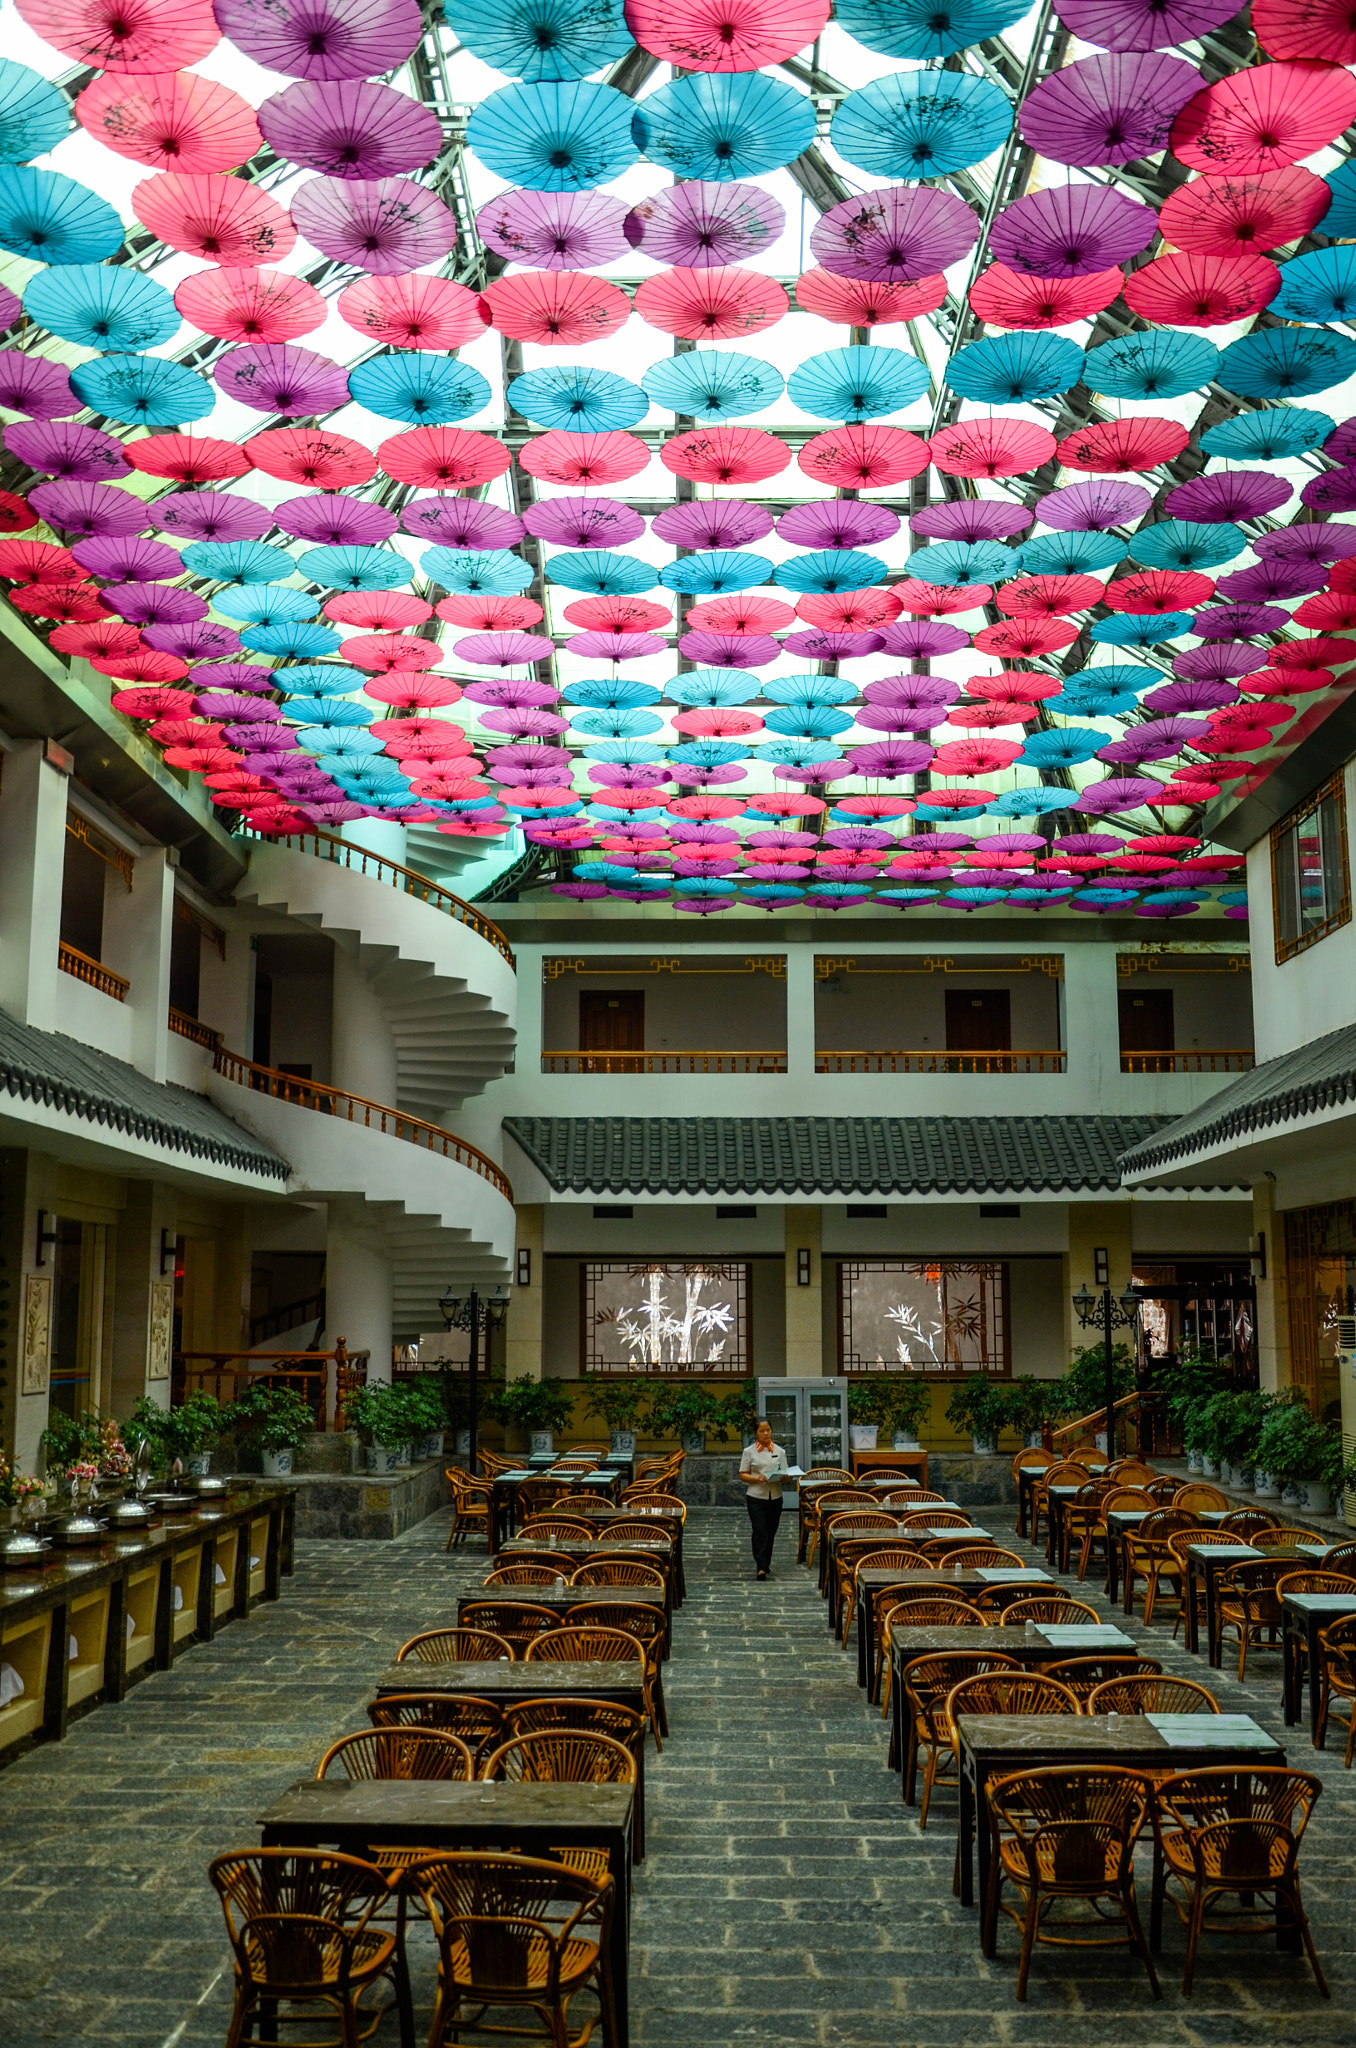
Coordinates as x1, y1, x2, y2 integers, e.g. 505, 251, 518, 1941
649, 1383, 728, 1455
403, 1376, 449, 1459
583, 1378, 649, 1458
848, 1379, 886, 1452
39, 1410, 107, 1482
1004, 1376, 1051, 1451
1256, 1396, 1337, 1514
721, 1378, 758, 1448
161, 1392, 224, 1477
345, 1384, 407, 1474
486, 1378, 575, 1457
229, 1383, 314, 1477
1213, 1389, 1270, 1489
879, 1376, 931, 1451
945, 1375, 1009, 1458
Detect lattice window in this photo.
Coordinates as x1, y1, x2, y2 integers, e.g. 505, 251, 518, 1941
839, 1260, 1009, 1376
583, 1261, 749, 1375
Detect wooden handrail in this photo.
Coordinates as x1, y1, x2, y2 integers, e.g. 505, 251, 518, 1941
178, 1346, 370, 1433
212, 1044, 514, 1200
1119, 1051, 1255, 1073
542, 1049, 787, 1073
58, 942, 129, 1002
168, 1007, 221, 1050
1052, 1391, 1143, 1444
243, 827, 515, 966
815, 1049, 1066, 1074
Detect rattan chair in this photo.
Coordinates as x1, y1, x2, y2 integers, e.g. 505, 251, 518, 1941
1215, 1558, 1293, 1678
997, 1594, 1102, 1626
883, 1489, 948, 1508
443, 1469, 491, 1552
1220, 1507, 1282, 1538
1012, 1447, 1054, 1480
617, 1492, 686, 1520
525, 1622, 662, 1747
397, 1627, 516, 1664
1276, 1569, 1356, 1598
1144, 1476, 1180, 1506
984, 1767, 1159, 2002
836, 1543, 921, 1645
502, 1696, 646, 1764
1087, 1675, 1220, 1716
317, 1729, 476, 1782
1165, 1529, 1251, 1641
1063, 1478, 1116, 1579
1150, 1767, 1328, 1996
1317, 1617, 1356, 1765
1172, 1482, 1228, 1512
569, 1558, 667, 1590
900, 1508, 971, 1531
1041, 1655, 1162, 1704
944, 1670, 1081, 1722
517, 1479, 571, 1516
1107, 1460, 1157, 1488
1250, 1526, 1323, 1550
519, 1515, 597, 1542
804, 1490, 879, 1566
1030, 1461, 1091, 1550
877, 1595, 989, 1720
366, 1693, 505, 1764
900, 1649, 1021, 1826
599, 1519, 676, 1549
1321, 1539, 1356, 1575
565, 1603, 669, 1743
480, 1728, 637, 1882
457, 1601, 559, 1656
484, 1563, 569, 1588
411, 1850, 618, 2048
1121, 1508, 1199, 1626
943, 1544, 1026, 1572
804, 1466, 855, 1485
209, 1848, 402, 2048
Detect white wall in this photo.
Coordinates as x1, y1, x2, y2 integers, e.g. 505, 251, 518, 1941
1248, 757, 1356, 1062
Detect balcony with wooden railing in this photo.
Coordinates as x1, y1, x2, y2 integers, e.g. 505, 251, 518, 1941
168, 1007, 221, 1050
241, 826, 515, 965
542, 1049, 788, 1073
816, 1048, 1066, 1074
1119, 1050, 1254, 1073
58, 943, 129, 1002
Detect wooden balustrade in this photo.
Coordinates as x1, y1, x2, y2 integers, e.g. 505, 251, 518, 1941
58, 943, 129, 1002
177, 1344, 370, 1432
815, 1049, 1066, 1074
168, 1007, 221, 1050
1119, 1050, 1255, 1073
241, 827, 514, 964
542, 1049, 787, 1074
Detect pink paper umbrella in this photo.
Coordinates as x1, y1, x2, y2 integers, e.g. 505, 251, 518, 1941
1053, 0, 1239, 47
777, 501, 900, 549
990, 184, 1156, 276
1124, 250, 1279, 327
71, 533, 181, 581
150, 492, 272, 542
174, 267, 325, 343
1254, 0, 1356, 58
1036, 478, 1152, 531
1158, 166, 1332, 253
678, 630, 780, 667
481, 271, 631, 346
968, 263, 1123, 328
910, 501, 1030, 543
291, 175, 457, 274
811, 186, 978, 283
794, 267, 946, 326
215, 342, 350, 415
634, 266, 788, 339
476, 189, 630, 272
276, 494, 397, 546
213, 0, 423, 79
625, 181, 784, 269
519, 431, 649, 487
799, 423, 930, 490
624, 0, 830, 71
566, 631, 669, 661
1170, 62, 1356, 176
258, 78, 439, 179
326, 591, 431, 628
651, 500, 773, 548
663, 425, 789, 486
337, 273, 486, 348
0, 353, 77, 420
378, 426, 509, 489
1165, 471, 1292, 522
133, 170, 296, 264
15, 0, 221, 71
403, 498, 526, 549
76, 69, 260, 173
929, 418, 1055, 480
1019, 51, 1202, 167
1058, 418, 1189, 472
5, 420, 128, 482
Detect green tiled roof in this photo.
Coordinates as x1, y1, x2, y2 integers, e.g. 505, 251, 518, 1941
504, 1115, 1174, 1197
1120, 1023, 1356, 1179
0, 1011, 290, 1181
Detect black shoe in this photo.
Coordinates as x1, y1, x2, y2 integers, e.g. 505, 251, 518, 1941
756, 1569, 767, 1580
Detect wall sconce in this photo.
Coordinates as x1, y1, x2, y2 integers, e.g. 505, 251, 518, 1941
1250, 1232, 1267, 1282
35, 1210, 58, 1267
160, 1228, 176, 1278
1093, 1246, 1110, 1287
516, 1247, 531, 1288
797, 1248, 812, 1287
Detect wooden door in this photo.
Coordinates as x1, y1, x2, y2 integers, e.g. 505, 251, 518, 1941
1118, 989, 1174, 1054
944, 989, 1011, 1052
579, 990, 645, 1056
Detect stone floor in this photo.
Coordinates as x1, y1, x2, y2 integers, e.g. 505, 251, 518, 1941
0, 1504, 1353, 2047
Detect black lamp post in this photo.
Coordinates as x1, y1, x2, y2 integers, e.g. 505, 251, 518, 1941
1072, 1279, 1141, 1459
439, 1283, 510, 1474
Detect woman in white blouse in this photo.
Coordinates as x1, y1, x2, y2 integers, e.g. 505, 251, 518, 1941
737, 1418, 790, 1579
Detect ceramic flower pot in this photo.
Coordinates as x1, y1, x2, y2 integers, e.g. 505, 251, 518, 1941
681, 1431, 705, 1455
1202, 1457, 1221, 1479
893, 1433, 922, 1451
455, 1430, 471, 1456
261, 1448, 293, 1478
1281, 1479, 1302, 1507
971, 1436, 997, 1459
529, 1430, 554, 1457
849, 1425, 878, 1451
1232, 1465, 1255, 1491
1024, 1432, 1044, 1450
1302, 1479, 1332, 1516
1253, 1468, 1281, 1499
187, 1452, 211, 1478
419, 1431, 444, 1460
609, 1429, 637, 1458
395, 1442, 412, 1468
1186, 1449, 1204, 1474
367, 1443, 398, 1475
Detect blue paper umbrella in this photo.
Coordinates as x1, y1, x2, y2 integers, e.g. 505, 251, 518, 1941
831, 70, 1012, 179
299, 545, 413, 591
1131, 520, 1245, 572
660, 551, 771, 596
669, 739, 753, 766
568, 707, 665, 738
507, 364, 647, 432
1199, 408, 1333, 460
549, 550, 658, 595
0, 166, 122, 264
23, 264, 178, 351
562, 678, 661, 709
763, 674, 857, 707
303, 727, 384, 758
741, 884, 806, 905
631, 72, 814, 181
1321, 157, 1356, 237
1086, 331, 1220, 401
1090, 613, 1195, 647
1020, 728, 1107, 768
1018, 531, 1127, 577
183, 539, 295, 584
71, 353, 212, 427
908, 539, 1012, 586
450, 0, 633, 80
349, 353, 492, 425
760, 737, 844, 766
666, 667, 758, 707
282, 697, 373, 727
945, 886, 1009, 906
788, 345, 929, 423
242, 622, 343, 659
0, 60, 69, 162
271, 663, 363, 695
875, 887, 938, 905
466, 81, 639, 191
762, 676, 856, 740
674, 876, 737, 896
1219, 328, 1356, 399
1269, 245, 1356, 324
641, 350, 783, 422
1060, 666, 1151, 703
988, 787, 1076, 817
773, 549, 886, 595
583, 738, 661, 763
947, 332, 1085, 404
423, 545, 534, 593
837, 0, 1031, 58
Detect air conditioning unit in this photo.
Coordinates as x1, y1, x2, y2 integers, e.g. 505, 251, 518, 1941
1337, 1315, 1356, 1377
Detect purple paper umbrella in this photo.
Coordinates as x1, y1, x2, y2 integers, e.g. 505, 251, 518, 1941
855, 702, 939, 734
402, 498, 525, 549
909, 500, 1031, 543
0, 285, 20, 329
454, 632, 554, 668
479, 707, 568, 738
71, 534, 182, 581
102, 582, 209, 627
811, 186, 979, 283
1053, 0, 1241, 49
213, 0, 423, 80
1191, 602, 1289, 640
28, 480, 146, 537
191, 662, 275, 693
566, 631, 669, 662
461, 678, 558, 707
150, 492, 274, 543
0, 352, 77, 420
523, 496, 646, 549
625, 181, 784, 269
1054, 832, 1121, 854
773, 760, 848, 784
678, 630, 781, 668
257, 78, 440, 179
1035, 478, 1153, 532
276, 493, 398, 545
1098, 720, 1201, 764
1076, 775, 1166, 813
1324, 419, 1356, 465
670, 764, 748, 786
148, 621, 245, 661
591, 762, 669, 786
980, 832, 1047, 854
776, 501, 901, 549
195, 691, 276, 722
289, 176, 456, 275
865, 674, 960, 709
845, 740, 936, 777
1143, 675, 1239, 714
477, 188, 631, 272
1174, 641, 1270, 681
878, 618, 972, 659
5, 418, 127, 481
1018, 52, 1203, 168
651, 500, 776, 549
215, 343, 351, 416
781, 629, 886, 659
1301, 468, 1356, 515
1215, 558, 1326, 604
1257, 525, 1356, 567
305, 801, 372, 822
1165, 471, 1293, 523
990, 184, 1157, 277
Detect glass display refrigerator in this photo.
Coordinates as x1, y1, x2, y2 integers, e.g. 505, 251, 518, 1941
756, 1378, 849, 1473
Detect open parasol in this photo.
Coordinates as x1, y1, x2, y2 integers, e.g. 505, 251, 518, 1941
466, 79, 639, 190
0, 353, 76, 420
831, 68, 1011, 179
351, 352, 491, 426
633, 265, 787, 338
1057, 418, 1189, 471
326, 590, 431, 628
642, 349, 782, 422
1171, 62, 1356, 175
1020, 50, 1202, 166
276, 494, 396, 545
174, 266, 324, 343
968, 262, 1123, 328
452, 0, 633, 78
377, 425, 510, 489
624, 0, 830, 70
630, 71, 813, 180
337, 273, 484, 349
1103, 566, 1214, 612
1123, 249, 1278, 326
910, 500, 1028, 543
0, 165, 122, 264
626, 180, 782, 269
662, 424, 789, 485
778, 500, 900, 549
290, 175, 456, 274
1217, 328, 1356, 399
215, 341, 348, 416
520, 497, 641, 550
518, 429, 649, 486
794, 266, 946, 326
5, 418, 127, 481
1035, 478, 1153, 531
787, 343, 927, 421
71, 533, 180, 582
929, 417, 1056, 479
476, 188, 629, 271
246, 428, 375, 488
797, 422, 929, 488
1159, 166, 1332, 252
149, 491, 268, 540
1055, 0, 1239, 43
945, 332, 1085, 403
651, 500, 773, 548
24, 263, 176, 352
16, 0, 220, 72
75, 69, 259, 173
480, 270, 630, 345
1085, 329, 1220, 400
990, 183, 1156, 276
132, 170, 295, 263
257, 78, 439, 179
213, 0, 423, 79
811, 184, 978, 282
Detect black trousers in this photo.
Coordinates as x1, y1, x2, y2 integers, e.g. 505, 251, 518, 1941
746, 1495, 783, 1573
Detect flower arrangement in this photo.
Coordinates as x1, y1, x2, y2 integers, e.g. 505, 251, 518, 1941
98, 1416, 132, 1477
0, 1451, 44, 1510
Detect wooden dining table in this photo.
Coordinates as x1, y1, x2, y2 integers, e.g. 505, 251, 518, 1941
1281, 1589, 1356, 1744
1182, 1541, 1331, 1664
820, 1507, 969, 1608
496, 1538, 680, 1615
489, 1468, 628, 1549
258, 1777, 635, 2046
567, 1504, 687, 1598
852, 1565, 1055, 1695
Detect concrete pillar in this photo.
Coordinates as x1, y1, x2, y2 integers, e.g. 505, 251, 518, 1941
0, 740, 68, 1031
785, 1204, 824, 1375
1063, 945, 1117, 1102
1063, 1200, 1134, 1363
101, 844, 175, 1082
784, 948, 816, 1082
109, 1180, 177, 1416
199, 923, 253, 1052
330, 944, 398, 1105
1252, 1179, 1291, 1394
504, 1203, 543, 1382
326, 1196, 393, 1391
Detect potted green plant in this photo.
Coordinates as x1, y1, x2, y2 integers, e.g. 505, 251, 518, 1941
345, 1383, 405, 1474
1256, 1394, 1328, 1508
1212, 1389, 1269, 1489
486, 1378, 575, 1456
1049, 1343, 1137, 1451
229, 1383, 314, 1477
161, 1392, 223, 1476
721, 1378, 758, 1447
879, 1377, 931, 1451
1004, 1377, 1051, 1451
944, 1375, 1009, 1458
38, 1411, 104, 1482
848, 1378, 886, 1452
583, 1377, 649, 1458
403, 1376, 448, 1459
649, 1383, 727, 1454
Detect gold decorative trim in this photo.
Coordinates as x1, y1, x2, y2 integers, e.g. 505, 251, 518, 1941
65, 814, 133, 890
